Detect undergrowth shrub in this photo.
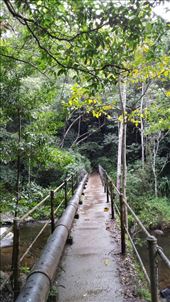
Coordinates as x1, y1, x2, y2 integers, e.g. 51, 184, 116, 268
126, 161, 170, 228
139, 197, 170, 228
65, 151, 91, 177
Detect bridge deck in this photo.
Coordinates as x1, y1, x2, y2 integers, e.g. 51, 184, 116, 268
55, 173, 124, 302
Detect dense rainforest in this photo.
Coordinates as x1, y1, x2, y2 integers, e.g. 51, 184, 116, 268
0, 0, 170, 230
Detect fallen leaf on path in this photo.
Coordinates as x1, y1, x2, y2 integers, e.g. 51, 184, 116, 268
103, 258, 110, 266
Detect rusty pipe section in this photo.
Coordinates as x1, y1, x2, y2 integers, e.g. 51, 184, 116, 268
16, 174, 88, 302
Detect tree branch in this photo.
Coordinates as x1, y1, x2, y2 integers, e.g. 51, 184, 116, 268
3, 0, 128, 78
23, 20, 101, 80
0, 53, 50, 79
76, 122, 105, 146
60, 114, 83, 148
126, 79, 152, 110
3, 0, 109, 43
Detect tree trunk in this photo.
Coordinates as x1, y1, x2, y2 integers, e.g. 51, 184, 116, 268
117, 78, 128, 227
28, 156, 31, 185
117, 121, 123, 191
11, 109, 21, 297
141, 83, 145, 168
152, 133, 162, 198
122, 120, 127, 202
15, 108, 21, 217
152, 139, 158, 198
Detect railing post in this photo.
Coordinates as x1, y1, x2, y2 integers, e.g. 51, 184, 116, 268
75, 172, 78, 189
147, 236, 159, 302
120, 190, 126, 255
50, 190, 55, 233
64, 179, 67, 208
71, 175, 74, 195
110, 182, 115, 219
11, 217, 20, 300
106, 176, 109, 203
104, 173, 107, 193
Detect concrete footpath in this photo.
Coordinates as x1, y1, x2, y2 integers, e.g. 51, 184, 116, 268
55, 173, 124, 302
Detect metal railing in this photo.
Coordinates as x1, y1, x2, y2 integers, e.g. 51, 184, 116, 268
98, 165, 170, 302
0, 172, 81, 298
16, 174, 88, 302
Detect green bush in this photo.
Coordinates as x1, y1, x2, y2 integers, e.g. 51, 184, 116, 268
65, 151, 91, 177
139, 197, 170, 228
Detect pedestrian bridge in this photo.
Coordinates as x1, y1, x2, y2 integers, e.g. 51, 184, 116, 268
1, 167, 170, 302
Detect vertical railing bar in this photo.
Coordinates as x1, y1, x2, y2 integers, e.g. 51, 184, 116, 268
11, 217, 20, 300
104, 172, 107, 193
71, 175, 74, 195
106, 176, 109, 203
110, 181, 115, 219
50, 190, 55, 233
64, 179, 67, 208
120, 190, 126, 255
147, 236, 159, 302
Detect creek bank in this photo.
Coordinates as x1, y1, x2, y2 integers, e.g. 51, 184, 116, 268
0, 213, 36, 226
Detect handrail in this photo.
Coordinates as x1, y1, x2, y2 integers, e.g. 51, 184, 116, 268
16, 174, 88, 302
0, 177, 71, 240
157, 246, 170, 269
0, 174, 75, 293
99, 164, 153, 237
125, 225, 150, 284
0, 199, 66, 292
123, 198, 150, 237
98, 164, 170, 302
19, 198, 65, 263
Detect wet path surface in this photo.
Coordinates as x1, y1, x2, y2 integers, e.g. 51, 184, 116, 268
56, 173, 124, 302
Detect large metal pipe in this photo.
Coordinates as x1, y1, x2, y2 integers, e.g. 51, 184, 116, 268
16, 174, 88, 302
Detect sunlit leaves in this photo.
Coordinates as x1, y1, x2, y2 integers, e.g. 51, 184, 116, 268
65, 83, 114, 119
129, 41, 170, 83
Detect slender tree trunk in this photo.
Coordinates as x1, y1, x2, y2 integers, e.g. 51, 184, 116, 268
152, 139, 158, 198
122, 120, 127, 201
15, 108, 21, 217
60, 114, 82, 148
117, 121, 123, 191
121, 81, 128, 228
28, 156, 31, 185
117, 78, 128, 227
152, 133, 161, 198
11, 108, 21, 297
141, 83, 145, 168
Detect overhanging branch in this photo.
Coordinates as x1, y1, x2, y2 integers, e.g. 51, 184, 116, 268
3, 0, 129, 79
0, 53, 50, 79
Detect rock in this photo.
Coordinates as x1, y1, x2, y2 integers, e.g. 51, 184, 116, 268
153, 229, 164, 236
0, 213, 14, 225
20, 216, 34, 224
0, 271, 8, 282
0, 227, 13, 248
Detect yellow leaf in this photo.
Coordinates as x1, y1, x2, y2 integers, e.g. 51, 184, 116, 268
103, 105, 112, 111
165, 91, 170, 97
103, 258, 110, 266
163, 70, 169, 77
118, 115, 123, 122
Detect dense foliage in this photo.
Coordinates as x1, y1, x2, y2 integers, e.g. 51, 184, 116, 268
0, 0, 170, 226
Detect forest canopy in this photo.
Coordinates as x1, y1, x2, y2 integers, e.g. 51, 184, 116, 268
0, 0, 170, 227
